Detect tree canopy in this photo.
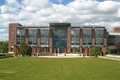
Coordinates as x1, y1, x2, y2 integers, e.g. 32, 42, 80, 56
0, 41, 8, 53
91, 46, 102, 57
18, 42, 31, 56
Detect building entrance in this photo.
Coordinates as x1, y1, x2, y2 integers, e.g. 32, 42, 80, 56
57, 48, 64, 54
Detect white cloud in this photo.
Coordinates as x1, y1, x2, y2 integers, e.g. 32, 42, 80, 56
0, 29, 5, 32
0, 0, 120, 41
0, 33, 8, 41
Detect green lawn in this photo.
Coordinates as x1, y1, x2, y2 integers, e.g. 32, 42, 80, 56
0, 57, 120, 80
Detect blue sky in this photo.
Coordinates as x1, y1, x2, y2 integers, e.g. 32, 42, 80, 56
0, 0, 120, 41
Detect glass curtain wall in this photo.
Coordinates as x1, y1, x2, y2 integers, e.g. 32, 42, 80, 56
109, 35, 115, 45
40, 28, 49, 46
71, 28, 80, 46
52, 27, 67, 49
95, 28, 104, 46
109, 35, 120, 45
29, 29, 37, 46
83, 28, 92, 47
17, 29, 25, 44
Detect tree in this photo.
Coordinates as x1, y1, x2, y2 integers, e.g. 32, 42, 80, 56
91, 46, 102, 57
106, 48, 111, 54
0, 41, 8, 53
18, 42, 31, 56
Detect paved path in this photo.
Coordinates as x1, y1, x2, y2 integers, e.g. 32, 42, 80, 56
99, 55, 120, 61
37, 56, 90, 58
37, 55, 120, 61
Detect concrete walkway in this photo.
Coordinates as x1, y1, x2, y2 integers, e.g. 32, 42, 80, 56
37, 54, 120, 61
37, 56, 90, 58
99, 55, 120, 61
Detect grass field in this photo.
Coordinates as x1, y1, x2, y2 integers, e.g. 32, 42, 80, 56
0, 57, 120, 80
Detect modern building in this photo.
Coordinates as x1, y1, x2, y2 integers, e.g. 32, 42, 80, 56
108, 27, 120, 54
8, 23, 108, 56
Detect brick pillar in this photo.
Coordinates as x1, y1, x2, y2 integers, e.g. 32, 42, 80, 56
67, 28, 71, 53
32, 48, 36, 55
37, 29, 40, 54
14, 46, 18, 56
80, 48, 83, 55
73, 48, 75, 53
25, 29, 29, 45
46, 47, 48, 53
37, 48, 40, 53
54, 48, 56, 53
89, 48, 91, 56
49, 29, 53, 53
102, 47, 106, 56
8, 23, 21, 55
84, 48, 89, 56
64, 48, 66, 53
104, 29, 107, 47
92, 29, 95, 46
44, 47, 46, 53
80, 29, 83, 55
103, 29, 107, 56
14, 28, 18, 56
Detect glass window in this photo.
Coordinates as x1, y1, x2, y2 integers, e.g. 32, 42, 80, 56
109, 35, 120, 45
11, 32, 14, 45
71, 28, 80, 45
95, 28, 104, 45
17, 29, 25, 44
29, 29, 37, 45
83, 28, 92, 45
40, 28, 49, 45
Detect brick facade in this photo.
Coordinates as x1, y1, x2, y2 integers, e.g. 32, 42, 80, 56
8, 23, 107, 56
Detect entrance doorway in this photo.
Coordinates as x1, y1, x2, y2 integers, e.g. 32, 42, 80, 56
57, 48, 64, 54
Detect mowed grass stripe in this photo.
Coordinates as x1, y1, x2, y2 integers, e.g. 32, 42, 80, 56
0, 58, 120, 80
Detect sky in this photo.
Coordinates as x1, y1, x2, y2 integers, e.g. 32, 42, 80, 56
0, 0, 120, 41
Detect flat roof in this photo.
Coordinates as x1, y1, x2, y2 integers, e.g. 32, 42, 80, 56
49, 23, 71, 27
109, 32, 120, 35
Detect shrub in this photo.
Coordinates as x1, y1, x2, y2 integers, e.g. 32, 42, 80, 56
91, 46, 102, 57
